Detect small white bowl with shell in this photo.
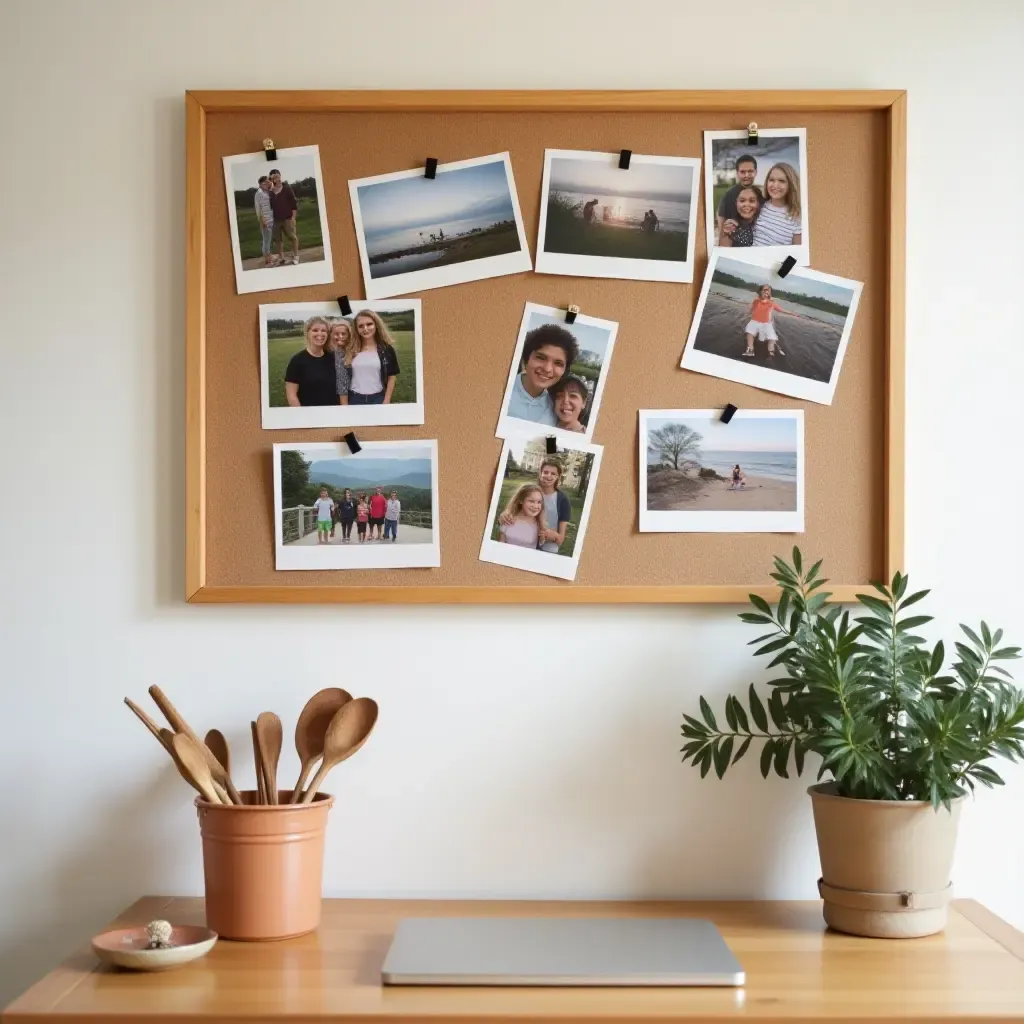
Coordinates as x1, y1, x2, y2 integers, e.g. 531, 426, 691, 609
91, 920, 217, 971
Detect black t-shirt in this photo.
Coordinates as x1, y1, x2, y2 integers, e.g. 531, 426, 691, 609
284, 349, 337, 406
717, 181, 763, 224
336, 499, 357, 522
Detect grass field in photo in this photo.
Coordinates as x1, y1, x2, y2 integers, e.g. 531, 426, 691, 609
235, 197, 324, 261
488, 472, 585, 557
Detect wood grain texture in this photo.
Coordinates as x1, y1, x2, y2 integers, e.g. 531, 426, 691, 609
184, 91, 905, 604
5, 897, 1024, 1023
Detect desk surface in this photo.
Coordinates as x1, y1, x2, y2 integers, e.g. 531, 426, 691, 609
5, 897, 1024, 1023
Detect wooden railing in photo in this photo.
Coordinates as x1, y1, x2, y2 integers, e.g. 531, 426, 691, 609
185, 90, 906, 605
282, 507, 434, 544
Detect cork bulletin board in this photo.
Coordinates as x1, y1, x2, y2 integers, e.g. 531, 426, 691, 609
185, 90, 906, 605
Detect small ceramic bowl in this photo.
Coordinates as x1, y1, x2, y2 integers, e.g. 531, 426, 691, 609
91, 924, 217, 971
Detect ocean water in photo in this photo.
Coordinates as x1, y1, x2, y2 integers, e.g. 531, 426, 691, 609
698, 449, 797, 481
712, 283, 849, 327
370, 249, 445, 277
557, 190, 690, 230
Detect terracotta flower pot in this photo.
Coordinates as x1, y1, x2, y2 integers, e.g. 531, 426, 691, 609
809, 782, 964, 938
196, 791, 333, 941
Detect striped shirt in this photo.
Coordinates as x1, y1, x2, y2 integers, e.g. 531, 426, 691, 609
253, 187, 273, 226
752, 203, 800, 246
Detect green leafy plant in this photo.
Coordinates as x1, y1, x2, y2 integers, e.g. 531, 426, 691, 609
681, 549, 1024, 809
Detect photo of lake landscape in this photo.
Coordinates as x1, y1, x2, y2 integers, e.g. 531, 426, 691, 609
349, 153, 532, 298
535, 150, 700, 282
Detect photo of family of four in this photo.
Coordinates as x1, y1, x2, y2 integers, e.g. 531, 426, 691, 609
311, 486, 403, 544
500, 305, 617, 441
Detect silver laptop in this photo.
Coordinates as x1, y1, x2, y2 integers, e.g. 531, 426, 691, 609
380, 917, 745, 986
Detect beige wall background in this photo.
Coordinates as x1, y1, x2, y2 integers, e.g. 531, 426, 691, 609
1, 0, 1022, 1003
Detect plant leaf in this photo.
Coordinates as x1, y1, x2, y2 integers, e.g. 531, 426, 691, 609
713, 737, 734, 779
732, 736, 752, 764
699, 697, 717, 730
759, 738, 775, 779
749, 685, 769, 733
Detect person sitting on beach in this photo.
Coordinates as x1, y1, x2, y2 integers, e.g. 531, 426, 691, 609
496, 483, 546, 548
750, 163, 802, 247
716, 154, 759, 244
336, 310, 400, 406
582, 198, 599, 224
284, 316, 338, 406
717, 185, 762, 248
549, 373, 589, 434
647, 209, 659, 232
729, 465, 747, 490
506, 323, 579, 427
743, 284, 787, 359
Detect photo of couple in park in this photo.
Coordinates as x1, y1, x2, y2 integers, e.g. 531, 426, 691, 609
223, 145, 333, 294
680, 252, 862, 405
535, 149, 701, 283
495, 303, 618, 444
704, 128, 809, 265
639, 409, 804, 534
349, 152, 532, 299
479, 434, 603, 582
274, 441, 440, 571
259, 300, 424, 429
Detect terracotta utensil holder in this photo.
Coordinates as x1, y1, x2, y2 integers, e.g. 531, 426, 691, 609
196, 790, 333, 940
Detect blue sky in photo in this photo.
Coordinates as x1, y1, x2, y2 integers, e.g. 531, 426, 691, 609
646, 415, 798, 454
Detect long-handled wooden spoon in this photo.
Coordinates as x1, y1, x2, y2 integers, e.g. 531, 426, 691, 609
171, 733, 224, 805
204, 729, 231, 778
300, 697, 379, 804
251, 721, 266, 804
256, 712, 283, 805
125, 697, 172, 753
161, 729, 229, 804
148, 686, 243, 804
289, 688, 352, 803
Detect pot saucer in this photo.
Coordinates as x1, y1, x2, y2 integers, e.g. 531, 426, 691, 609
91, 924, 217, 971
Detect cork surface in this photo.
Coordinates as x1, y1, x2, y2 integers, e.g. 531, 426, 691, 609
203, 109, 887, 590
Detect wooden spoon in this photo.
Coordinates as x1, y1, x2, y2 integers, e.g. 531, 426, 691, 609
256, 712, 283, 805
125, 697, 172, 753
170, 733, 223, 805
251, 721, 266, 804
162, 729, 229, 804
148, 686, 243, 804
300, 697, 379, 804
289, 688, 352, 804
204, 729, 231, 778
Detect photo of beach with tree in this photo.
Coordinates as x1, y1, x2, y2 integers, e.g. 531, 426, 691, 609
352, 157, 525, 280
645, 413, 799, 514
541, 154, 695, 262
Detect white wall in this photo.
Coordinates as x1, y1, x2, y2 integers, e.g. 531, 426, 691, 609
2, 0, 1023, 1002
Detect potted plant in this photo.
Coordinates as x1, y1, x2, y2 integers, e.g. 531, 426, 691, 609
681, 549, 1023, 938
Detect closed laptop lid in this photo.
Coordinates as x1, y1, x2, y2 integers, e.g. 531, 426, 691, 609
380, 916, 745, 987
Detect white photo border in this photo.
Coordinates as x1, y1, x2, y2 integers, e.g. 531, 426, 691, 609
495, 302, 619, 444
479, 435, 604, 582
638, 409, 804, 534
348, 152, 533, 300
534, 149, 701, 284
703, 127, 810, 266
679, 250, 863, 405
273, 440, 441, 570
259, 299, 425, 429
222, 145, 334, 295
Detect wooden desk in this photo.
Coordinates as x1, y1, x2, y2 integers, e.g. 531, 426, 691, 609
5, 897, 1024, 1023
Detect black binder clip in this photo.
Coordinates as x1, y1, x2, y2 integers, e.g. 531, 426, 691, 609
720, 403, 738, 424
263, 138, 277, 161
424, 158, 438, 179
343, 432, 362, 454
777, 255, 797, 279
337, 296, 352, 316
746, 122, 758, 146
619, 149, 632, 169
546, 436, 559, 454
565, 304, 580, 325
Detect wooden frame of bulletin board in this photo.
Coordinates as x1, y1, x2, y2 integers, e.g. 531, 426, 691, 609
185, 89, 905, 606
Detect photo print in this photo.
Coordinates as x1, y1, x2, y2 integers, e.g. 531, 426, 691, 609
223, 145, 333, 294
680, 252, 862, 405
274, 440, 440, 571
348, 152, 532, 299
534, 149, 701, 283
703, 128, 809, 265
259, 300, 424, 429
639, 409, 804, 534
479, 434, 603, 582
495, 303, 618, 444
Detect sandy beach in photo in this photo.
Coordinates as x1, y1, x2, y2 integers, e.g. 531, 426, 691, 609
646, 467, 797, 512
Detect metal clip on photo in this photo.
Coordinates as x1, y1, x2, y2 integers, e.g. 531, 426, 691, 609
546, 436, 559, 454
424, 158, 438, 179
720, 404, 738, 424
777, 255, 797, 278
619, 149, 632, 169
263, 138, 277, 161
746, 122, 758, 146
565, 304, 580, 325
337, 296, 352, 316
343, 432, 362, 454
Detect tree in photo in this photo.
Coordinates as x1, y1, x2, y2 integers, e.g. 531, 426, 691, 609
280, 450, 311, 508
648, 423, 703, 470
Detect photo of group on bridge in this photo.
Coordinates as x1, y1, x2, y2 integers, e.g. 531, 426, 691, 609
222, 145, 333, 295
479, 433, 603, 582
535, 149, 701, 283
258, 299, 424, 429
273, 440, 440, 571
348, 152, 532, 299
680, 251, 862, 405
